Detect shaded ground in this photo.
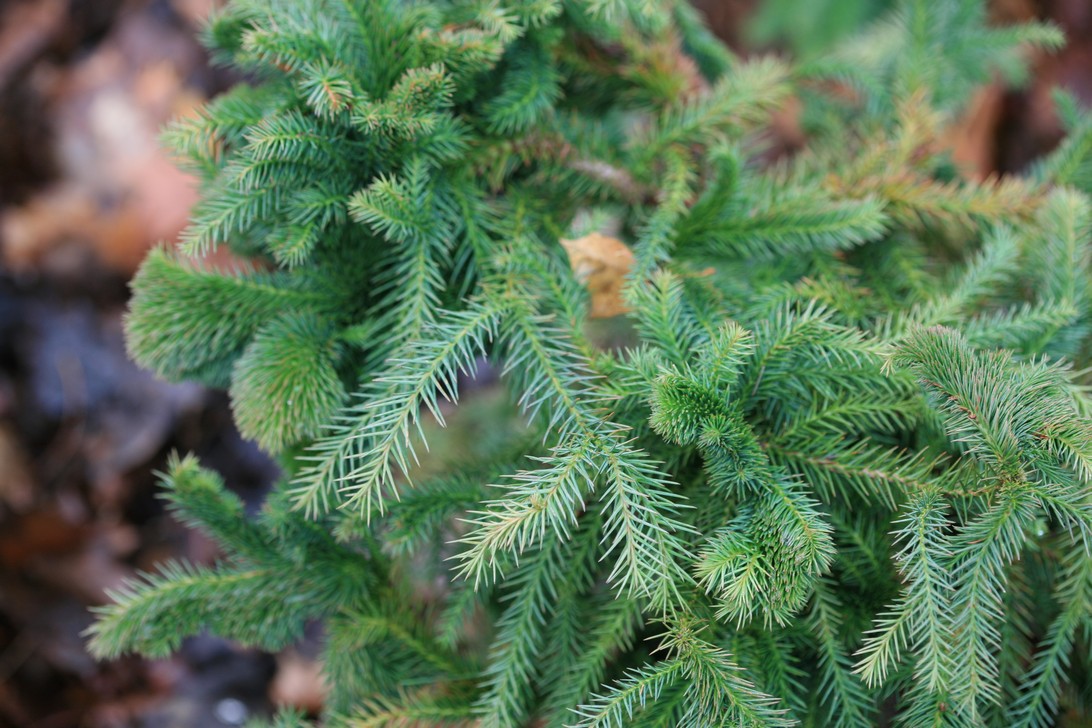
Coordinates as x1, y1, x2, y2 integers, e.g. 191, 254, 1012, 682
0, 2, 285, 726
0, 1, 1089, 726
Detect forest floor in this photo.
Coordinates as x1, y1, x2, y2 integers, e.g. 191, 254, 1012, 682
0, 1, 1089, 726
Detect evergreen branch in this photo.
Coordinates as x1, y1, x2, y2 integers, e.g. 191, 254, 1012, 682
1026, 188, 1091, 310
158, 453, 280, 563
894, 683, 967, 728
948, 487, 1039, 716
598, 441, 695, 611
87, 562, 318, 658
436, 571, 496, 652
809, 580, 874, 727
380, 471, 491, 556
125, 248, 325, 385
457, 440, 597, 587
666, 622, 796, 727
1035, 103, 1092, 192
634, 56, 791, 164
475, 520, 597, 728
698, 477, 834, 627
630, 151, 694, 278
694, 512, 765, 623
542, 596, 643, 727
882, 225, 1022, 337
1033, 480, 1092, 551
499, 303, 603, 439
180, 180, 284, 256
893, 327, 1092, 491
765, 478, 836, 578
732, 630, 808, 720
292, 303, 502, 516
869, 174, 1040, 228
774, 392, 919, 442
626, 270, 703, 368
246, 708, 311, 728
322, 596, 472, 713
766, 442, 931, 507
855, 489, 954, 690
230, 311, 347, 452
352, 163, 465, 360
990, 560, 1036, 725
337, 606, 468, 677
700, 195, 889, 260
740, 301, 887, 404
537, 514, 609, 692
346, 691, 475, 728
695, 319, 754, 386
104, 2, 1092, 725
483, 43, 561, 134
570, 659, 688, 728
962, 301, 1079, 353
1008, 549, 1092, 728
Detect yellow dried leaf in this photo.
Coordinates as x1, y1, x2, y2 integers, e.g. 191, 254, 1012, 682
560, 232, 635, 319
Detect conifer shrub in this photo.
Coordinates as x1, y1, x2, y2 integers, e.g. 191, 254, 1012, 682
89, 1, 1092, 725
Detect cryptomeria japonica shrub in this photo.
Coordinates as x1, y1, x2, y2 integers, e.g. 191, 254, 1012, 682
89, 1, 1092, 726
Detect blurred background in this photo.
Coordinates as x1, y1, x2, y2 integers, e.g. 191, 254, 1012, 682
0, 0, 1089, 726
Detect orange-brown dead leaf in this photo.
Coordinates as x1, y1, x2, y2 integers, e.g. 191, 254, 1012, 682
271, 650, 327, 714
560, 232, 635, 319
942, 84, 1004, 180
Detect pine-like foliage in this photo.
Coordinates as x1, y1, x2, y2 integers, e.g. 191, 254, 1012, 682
92, 1, 1092, 725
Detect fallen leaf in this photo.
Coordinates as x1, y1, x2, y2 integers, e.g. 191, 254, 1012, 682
0, 423, 34, 511
270, 650, 326, 714
942, 84, 1004, 180
560, 232, 635, 319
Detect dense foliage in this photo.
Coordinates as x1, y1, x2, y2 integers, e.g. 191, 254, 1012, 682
89, 0, 1092, 725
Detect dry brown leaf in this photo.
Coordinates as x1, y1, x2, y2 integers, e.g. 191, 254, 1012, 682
0, 423, 34, 511
560, 232, 635, 319
942, 84, 1004, 180
270, 650, 327, 714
